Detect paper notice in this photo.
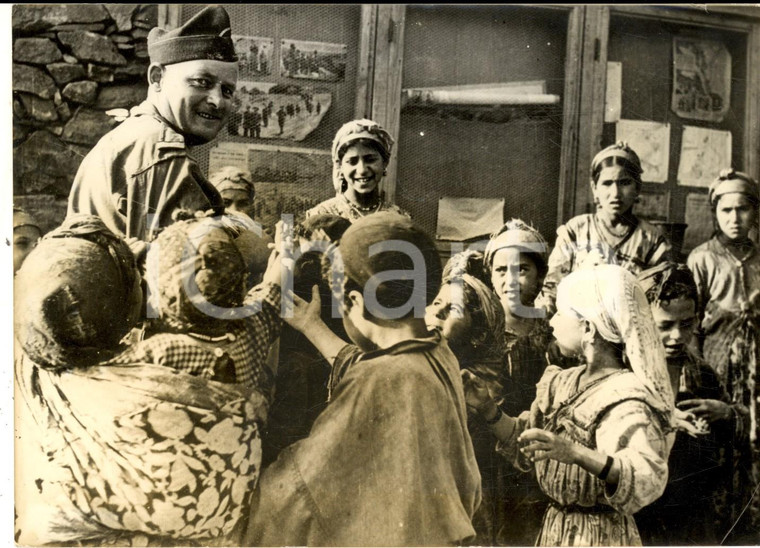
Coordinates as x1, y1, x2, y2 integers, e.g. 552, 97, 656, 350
682, 192, 714, 252
208, 142, 250, 176
436, 197, 504, 241
634, 190, 670, 221
616, 119, 670, 183
605, 62, 622, 123
677, 126, 732, 187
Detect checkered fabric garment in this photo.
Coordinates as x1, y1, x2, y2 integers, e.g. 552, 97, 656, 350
110, 283, 281, 391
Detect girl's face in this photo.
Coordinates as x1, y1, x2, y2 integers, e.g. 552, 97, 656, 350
549, 310, 584, 357
425, 284, 473, 345
593, 164, 638, 219
13, 225, 41, 274
490, 247, 542, 312
339, 142, 386, 197
716, 192, 756, 242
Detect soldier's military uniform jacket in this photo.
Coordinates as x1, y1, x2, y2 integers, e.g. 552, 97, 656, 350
68, 100, 224, 242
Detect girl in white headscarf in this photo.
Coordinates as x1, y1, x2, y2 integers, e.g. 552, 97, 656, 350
463, 264, 674, 546
305, 119, 409, 222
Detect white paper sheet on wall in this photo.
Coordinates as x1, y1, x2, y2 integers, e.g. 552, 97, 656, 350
682, 192, 714, 252
605, 62, 622, 123
615, 119, 670, 183
677, 126, 732, 188
436, 197, 504, 241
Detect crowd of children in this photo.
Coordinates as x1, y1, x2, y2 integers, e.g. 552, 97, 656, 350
12, 5, 760, 547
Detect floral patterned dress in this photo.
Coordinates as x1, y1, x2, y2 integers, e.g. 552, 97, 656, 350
15, 356, 268, 546
688, 236, 760, 542
497, 365, 671, 546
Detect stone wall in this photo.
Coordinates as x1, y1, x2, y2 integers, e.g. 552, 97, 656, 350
12, 4, 157, 233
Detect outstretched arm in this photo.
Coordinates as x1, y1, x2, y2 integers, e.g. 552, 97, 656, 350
285, 284, 349, 366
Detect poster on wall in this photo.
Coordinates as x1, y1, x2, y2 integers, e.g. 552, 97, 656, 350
232, 35, 274, 78
280, 39, 347, 82
227, 82, 332, 141
672, 37, 731, 122
682, 192, 714, 252
677, 126, 732, 188
246, 144, 334, 228
615, 119, 670, 183
634, 190, 670, 221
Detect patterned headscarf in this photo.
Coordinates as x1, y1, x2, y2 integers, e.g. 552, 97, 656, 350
484, 218, 549, 274
556, 264, 674, 418
145, 216, 247, 334
591, 141, 643, 181
331, 119, 394, 193
443, 250, 507, 359
14, 214, 141, 370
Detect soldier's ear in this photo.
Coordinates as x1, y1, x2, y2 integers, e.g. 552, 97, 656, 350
147, 63, 165, 91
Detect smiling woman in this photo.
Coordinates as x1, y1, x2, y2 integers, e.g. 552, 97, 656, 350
305, 118, 410, 222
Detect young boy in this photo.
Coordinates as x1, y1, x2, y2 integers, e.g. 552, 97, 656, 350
687, 168, 760, 542
636, 262, 735, 545
68, 7, 237, 244
245, 212, 481, 546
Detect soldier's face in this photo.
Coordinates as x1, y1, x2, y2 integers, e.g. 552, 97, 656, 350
153, 59, 238, 143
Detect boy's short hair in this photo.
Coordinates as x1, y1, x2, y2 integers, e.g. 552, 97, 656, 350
337, 212, 441, 320
637, 262, 698, 306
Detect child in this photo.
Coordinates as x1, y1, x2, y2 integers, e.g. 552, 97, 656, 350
245, 212, 481, 546
209, 166, 256, 220
426, 249, 510, 545
464, 264, 674, 546
687, 168, 760, 542
109, 213, 283, 394
635, 262, 734, 545
538, 142, 672, 316
13, 207, 42, 274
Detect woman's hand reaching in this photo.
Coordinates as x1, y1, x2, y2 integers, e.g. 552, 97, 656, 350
518, 428, 579, 465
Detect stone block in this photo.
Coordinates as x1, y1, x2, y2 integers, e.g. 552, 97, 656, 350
105, 5, 137, 32
95, 84, 147, 109
56, 102, 72, 122
13, 38, 63, 64
63, 54, 79, 64
134, 41, 149, 59
49, 23, 106, 33
13, 130, 84, 197
11, 194, 70, 235
18, 93, 58, 122
58, 31, 127, 66
133, 5, 158, 29
63, 80, 98, 105
47, 62, 86, 85
114, 62, 149, 82
110, 33, 133, 44
13, 63, 57, 99
88, 64, 114, 83
13, 5, 109, 34
62, 107, 116, 146
131, 28, 150, 40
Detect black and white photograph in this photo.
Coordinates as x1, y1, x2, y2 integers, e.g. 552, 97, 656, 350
7, 4, 760, 547
280, 38, 348, 82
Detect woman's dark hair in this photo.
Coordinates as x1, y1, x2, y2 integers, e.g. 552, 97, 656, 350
592, 155, 643, 187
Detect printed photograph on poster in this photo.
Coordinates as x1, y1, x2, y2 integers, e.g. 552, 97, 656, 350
672, 37, 731, 122
280, 39, 347, 82
677, 126, 732, 188
227, 82, 332, 141
232, 35, 274, 78
615, 119, 670, 183
634, 190, 670, 221
682, 192, 714, 253
245, 144, 334, 228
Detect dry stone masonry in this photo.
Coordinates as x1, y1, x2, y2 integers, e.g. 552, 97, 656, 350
12, 4, 157, 233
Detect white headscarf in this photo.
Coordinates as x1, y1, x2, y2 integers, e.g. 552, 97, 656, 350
331, 119, 394, 193
556, 264, 674, 418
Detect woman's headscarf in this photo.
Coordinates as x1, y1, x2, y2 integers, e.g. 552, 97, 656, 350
708, 167, 759, 206
145, 215, 248, 334
483, 218, 549, 274
209, 166, 255, 202
556, 264, 674, 418
331, 119, 394, 193
14, 214, 141, 370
